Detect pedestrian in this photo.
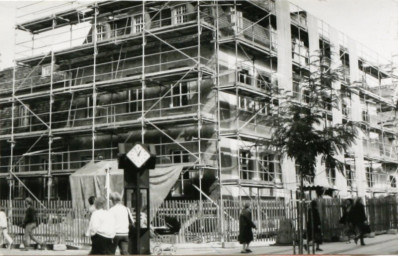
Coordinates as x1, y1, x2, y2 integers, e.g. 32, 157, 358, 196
85, 196, 96, 254
109, 192, 132, 255
21, 197, 43, 251
86, 197, 115, 255
351, 197, 367, 246
238, 202, 256, 253
306, 200, 322, 252
88, 196, 96, 216
339, 198, 355, 243
0, 207, 13, 249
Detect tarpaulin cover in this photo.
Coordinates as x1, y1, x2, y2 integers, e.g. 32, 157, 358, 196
69, 160, 183, 215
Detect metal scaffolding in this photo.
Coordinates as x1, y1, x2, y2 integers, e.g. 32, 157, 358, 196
0, 0, 398, 216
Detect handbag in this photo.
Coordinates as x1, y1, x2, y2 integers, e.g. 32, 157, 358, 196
361, 223, 371, 234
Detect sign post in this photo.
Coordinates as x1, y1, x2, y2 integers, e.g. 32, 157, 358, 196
118, 143, 155, 255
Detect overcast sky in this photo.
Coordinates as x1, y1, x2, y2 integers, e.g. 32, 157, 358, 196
0, 0, 397, 69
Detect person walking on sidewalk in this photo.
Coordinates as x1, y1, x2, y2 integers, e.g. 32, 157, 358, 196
238, 202, 256, 253
0, 207, 13, 249
306, 200, 323, 252
21, 197, 43, 251
339, 199, 355, 243
351, 197, 367, 246
109, 192, 131, 255
86, 197, 115, 255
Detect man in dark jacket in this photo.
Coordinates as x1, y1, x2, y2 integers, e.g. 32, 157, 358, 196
21, 198, 43, 251
238, 203, 256, 253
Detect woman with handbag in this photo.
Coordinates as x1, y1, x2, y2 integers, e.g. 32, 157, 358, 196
238, 203, 256, 253
351, 197, 368, 246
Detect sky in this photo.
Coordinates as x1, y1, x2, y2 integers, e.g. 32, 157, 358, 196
0, 0, 397, 69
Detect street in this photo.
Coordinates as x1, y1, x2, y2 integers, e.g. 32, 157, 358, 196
1, 233, 398, 255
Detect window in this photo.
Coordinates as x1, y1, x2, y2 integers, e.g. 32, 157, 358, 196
18, 105, 29, 127
173, 5, 188, 24
257, 74, 271, 91
95, 23, 111, 41
239, 150, 252, 180
127, 89, 142, 112
366, 167, 374, 188
302, 89, 310, 104
342, 102, 349, 116
41, 65, 52, 77
170, 150, 189, 163
259, 154, 278, 182
345, 164, 355, 188
326, 166, 336, 185
171, 82, 189, 107
256, 101, 269, 115
390, 176, 397, 188
132, 15, 144, 33
238, 69, 251, 86
362, 109, 369, 122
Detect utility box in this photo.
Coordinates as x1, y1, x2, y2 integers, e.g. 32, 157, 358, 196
118, 143, 156, 255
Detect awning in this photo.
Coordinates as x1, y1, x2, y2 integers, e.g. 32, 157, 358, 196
69, 160, 184, 217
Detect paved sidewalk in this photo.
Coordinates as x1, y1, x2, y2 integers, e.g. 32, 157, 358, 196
174, 233, 398, 255
1, 233, 398, 255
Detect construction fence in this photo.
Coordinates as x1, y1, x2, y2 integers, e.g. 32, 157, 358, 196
0, 197, 398, 247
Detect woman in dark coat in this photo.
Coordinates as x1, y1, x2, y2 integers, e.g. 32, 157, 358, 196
238, 203, 256, 253
351, 197, 367, 246
306, 200, 322, 251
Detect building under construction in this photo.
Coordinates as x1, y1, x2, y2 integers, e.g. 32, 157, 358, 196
0, 0, 397, 202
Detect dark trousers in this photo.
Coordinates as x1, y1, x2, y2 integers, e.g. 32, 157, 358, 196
90, 234, 114, 255
112, 235, 129, 255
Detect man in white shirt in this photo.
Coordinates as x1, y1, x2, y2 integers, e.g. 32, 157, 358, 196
87, 197, 115, 255
109, 192, 131, 255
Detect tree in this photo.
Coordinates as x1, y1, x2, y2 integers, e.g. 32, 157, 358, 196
267, 52, 358, 253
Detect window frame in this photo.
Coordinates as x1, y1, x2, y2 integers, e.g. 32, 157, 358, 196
132, 14, 144, 34
173, 4, 188, 25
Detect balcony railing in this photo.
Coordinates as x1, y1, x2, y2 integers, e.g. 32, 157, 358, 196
0, 90, 209, 136
219, 16, 277, 52
0, 140, 215, 174
362, 140, 398, 162
16, 9, 213, 59
1, 47, 211, 96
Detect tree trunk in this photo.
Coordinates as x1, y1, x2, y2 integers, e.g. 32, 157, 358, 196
299, 173, 304, 254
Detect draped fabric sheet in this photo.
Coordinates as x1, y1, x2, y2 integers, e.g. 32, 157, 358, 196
69, 160, 183, 218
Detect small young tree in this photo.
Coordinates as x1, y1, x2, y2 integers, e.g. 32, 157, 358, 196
268, 52, 358, 253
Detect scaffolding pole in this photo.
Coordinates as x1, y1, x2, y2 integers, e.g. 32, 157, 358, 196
197, 0, 203, 225
46, 16, 56, 203
142, 1, 146, 145
214, 0, 225, 245
92, 3, 98, 161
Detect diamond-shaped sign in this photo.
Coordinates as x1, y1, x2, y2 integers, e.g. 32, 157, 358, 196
126, 144, 151, 168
